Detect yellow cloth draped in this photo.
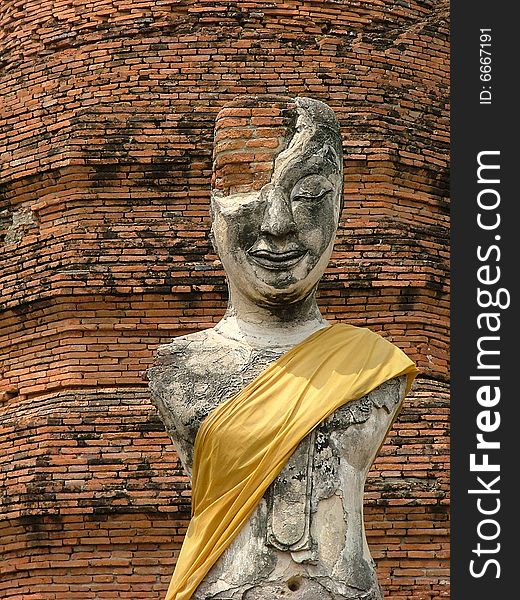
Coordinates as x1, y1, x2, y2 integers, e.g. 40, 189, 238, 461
164, 323, 418, 600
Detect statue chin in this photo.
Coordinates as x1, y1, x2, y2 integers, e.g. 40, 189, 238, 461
215, 239, 336, 312
228, 278, 321, 310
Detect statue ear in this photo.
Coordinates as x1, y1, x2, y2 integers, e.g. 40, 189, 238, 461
208, 196, 218, 255
208, 226, 218, 255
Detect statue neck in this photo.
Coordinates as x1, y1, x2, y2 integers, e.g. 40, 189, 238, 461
213, 286, 329, 350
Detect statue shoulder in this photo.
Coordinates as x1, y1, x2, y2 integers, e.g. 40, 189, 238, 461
368, 374, 407, 412
153, 328, 215, 368
148, 326, 255, 387
324, 375, 406, 432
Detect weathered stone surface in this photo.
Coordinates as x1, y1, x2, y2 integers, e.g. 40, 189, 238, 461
148, 96, 410, 598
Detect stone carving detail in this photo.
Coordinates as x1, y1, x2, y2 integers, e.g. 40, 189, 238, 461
267, 429, 316, 553
148, 95, 407, 599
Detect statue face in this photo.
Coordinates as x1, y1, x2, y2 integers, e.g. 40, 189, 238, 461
211, 104, 343, 307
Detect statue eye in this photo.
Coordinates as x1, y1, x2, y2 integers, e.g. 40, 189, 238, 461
291, 176, 333, 202
292, 189, 331, 202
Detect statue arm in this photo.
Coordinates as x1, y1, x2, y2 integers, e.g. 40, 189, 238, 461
148, 337, 199, 478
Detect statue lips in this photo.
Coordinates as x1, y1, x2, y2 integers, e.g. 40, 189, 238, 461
247, 247, 307, 271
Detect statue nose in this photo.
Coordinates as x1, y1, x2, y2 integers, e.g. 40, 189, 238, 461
260, 187, 297, 238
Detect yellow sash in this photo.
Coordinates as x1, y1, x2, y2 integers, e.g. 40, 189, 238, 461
164, 323, 418, 600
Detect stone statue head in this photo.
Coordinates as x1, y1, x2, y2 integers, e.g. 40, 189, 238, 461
210, 96, 343, 308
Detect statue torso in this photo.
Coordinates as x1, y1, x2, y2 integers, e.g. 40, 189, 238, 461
148, 327, 405, 600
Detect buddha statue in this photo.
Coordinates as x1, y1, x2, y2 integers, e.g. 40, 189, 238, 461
148, 95, 417, 600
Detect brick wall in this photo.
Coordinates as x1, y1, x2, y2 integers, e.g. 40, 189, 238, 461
0, 1, 449, 598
